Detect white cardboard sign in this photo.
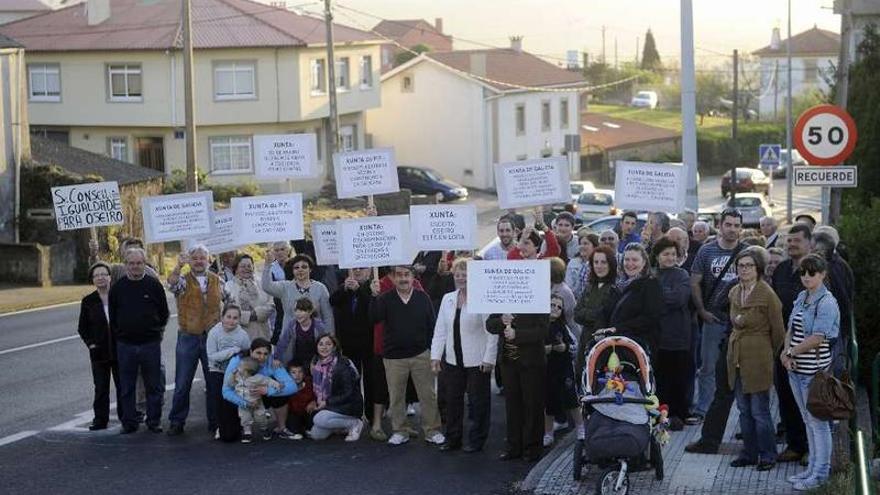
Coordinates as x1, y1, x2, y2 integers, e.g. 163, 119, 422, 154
311, 221, 339, 266
51, 181, 124, 231
183, 209, 239, 254
142, 191, 214, 244
495, 158, 571, 209
332, 148, 400, 199
231, 193, 304, 245
410, 204, 478, 251
253, 133, 319, 179
614, 161, 686, 213
337, 215, 410, 269
466, 260, 551, 314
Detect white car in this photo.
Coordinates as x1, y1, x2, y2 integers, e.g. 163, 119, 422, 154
570, 181, 596, 202
576, 189, 616, 222
726, 193, 772, 227
630, 90, 659, 109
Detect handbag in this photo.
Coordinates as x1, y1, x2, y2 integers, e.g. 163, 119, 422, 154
806, 360, 855, 420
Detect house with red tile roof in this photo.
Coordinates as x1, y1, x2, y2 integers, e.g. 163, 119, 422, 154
0, 0, 384, 193
373, 18, 452, 72
366, 37, 584, 190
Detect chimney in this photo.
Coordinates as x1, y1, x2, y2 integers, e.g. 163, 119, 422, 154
470, 53, 487, 77
770, 27, 781, 50
434, 17, 443, 33
509, 35, 523, 53
87, 0, 111, 26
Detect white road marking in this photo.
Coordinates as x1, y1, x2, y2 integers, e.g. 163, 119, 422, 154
0, 431, 38, 447
0, 301, 81, 318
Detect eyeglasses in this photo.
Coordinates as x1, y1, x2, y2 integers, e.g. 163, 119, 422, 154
600, 237, 616, 242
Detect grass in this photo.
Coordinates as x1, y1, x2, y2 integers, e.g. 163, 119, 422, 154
588, 103, 731, 132
805, 464, 880, 494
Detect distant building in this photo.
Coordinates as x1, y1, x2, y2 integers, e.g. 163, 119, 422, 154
373, 18, 453, 73
367, 37, 584, 190
0, 0, 50, 25
753, 26, 840, 120
835, 0, 880, 64
0, 32, 29, 243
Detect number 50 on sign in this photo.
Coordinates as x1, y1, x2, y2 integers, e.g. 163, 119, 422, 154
794, 104, 858, 166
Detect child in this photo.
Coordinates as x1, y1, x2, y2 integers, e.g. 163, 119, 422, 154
228, 356, 280, 443
206, 304, 251, 438
286, 360, 317, 439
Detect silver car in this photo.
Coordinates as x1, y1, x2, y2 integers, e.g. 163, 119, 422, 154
726, 193, 771, 227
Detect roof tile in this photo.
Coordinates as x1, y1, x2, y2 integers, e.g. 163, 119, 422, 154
31, 135, 164, 186
426, 49, 583, 90
579, 112, 679, 151
753, 26, 840, 56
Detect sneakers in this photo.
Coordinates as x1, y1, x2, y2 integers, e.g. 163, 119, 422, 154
425, 432, 446, 445
792, 476, 824, 491
543, 433, 555, 447
213, 429, 220, 441
241, 433, 253, 444
684, 414, 704, 426
370, 428, 388, 442
292, 433, 304, 440
388, 433, 410, 446
262, 429, 273, 441
787, 470, 813, 483
406, 404, 417, 416
345, 420, 365, 442
275, 428, 297, 440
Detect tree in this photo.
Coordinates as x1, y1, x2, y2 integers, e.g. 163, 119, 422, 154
641, 29, 662, 71
394, 43, 431, 67
844, 23, 880, 205
695, 72, 729, 124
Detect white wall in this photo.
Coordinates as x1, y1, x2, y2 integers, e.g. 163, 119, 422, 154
757, 55, 836, 119
496, 91, 579, 164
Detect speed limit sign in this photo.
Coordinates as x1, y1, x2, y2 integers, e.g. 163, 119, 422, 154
794, 104, 858, 166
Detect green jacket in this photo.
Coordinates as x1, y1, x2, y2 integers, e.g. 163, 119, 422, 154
727, 280, 785, 394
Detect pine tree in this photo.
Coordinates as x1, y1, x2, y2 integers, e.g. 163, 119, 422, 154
641, 29, 661, 71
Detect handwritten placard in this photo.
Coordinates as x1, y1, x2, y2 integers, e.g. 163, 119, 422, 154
332, 148, 399, 199
410, 204, 478, 251
231, 193, 304, 245
614, 161, 685, 213
466, 260, 551, 314
337, 215, 410, 269
253, 134, 319, 178
495, 158, 571, 209
183, 209, 238, 254
142, 191, 214, 244
311, 221, 339, 266
51, 181, 124, 231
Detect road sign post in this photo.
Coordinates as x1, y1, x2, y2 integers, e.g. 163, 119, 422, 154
759, 144, 781, 205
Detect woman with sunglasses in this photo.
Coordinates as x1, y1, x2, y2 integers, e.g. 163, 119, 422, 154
262, 251, 335, 336
779, 254, 840, 491
726, 246, 784, 472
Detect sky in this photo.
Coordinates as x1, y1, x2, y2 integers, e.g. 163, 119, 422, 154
312, 0, 840, 67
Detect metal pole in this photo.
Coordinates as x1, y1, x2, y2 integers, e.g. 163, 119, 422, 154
601, 25, 606, 65
731, 49, 739, 204
773, 59, 779, 121
830, 0, 851, 224
183, 0, 197, 192
324, 0, 340, 174
680, 0, 699, 210
785, 0, 793, 223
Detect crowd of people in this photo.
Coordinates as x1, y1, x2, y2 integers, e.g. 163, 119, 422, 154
79, 204, 852, 491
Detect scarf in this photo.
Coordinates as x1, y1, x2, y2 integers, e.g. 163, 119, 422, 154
312, 354, 337, 405
235, 276, 260, 311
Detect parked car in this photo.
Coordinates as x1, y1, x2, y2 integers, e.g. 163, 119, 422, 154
570, 181, 596, 202
725, 193, 772, 227
575, 189, 616, 222
720, 168, 771, 197
758, 149, 806, 178
585, 213, 647, 235
630, 90, 659, 109
397, 166, 468, 201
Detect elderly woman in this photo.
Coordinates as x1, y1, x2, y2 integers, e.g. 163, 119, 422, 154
225, 254, 274, 341
430, 258, 497, 453
565, 232, 599, 299
780, 254, 840, 491
727, 246, 784, 472
262, 251, 335, 336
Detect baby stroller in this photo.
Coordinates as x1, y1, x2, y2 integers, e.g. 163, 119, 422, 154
571, 333, 665, 495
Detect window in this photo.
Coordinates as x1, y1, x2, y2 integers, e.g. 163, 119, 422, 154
214, 61, 255, 100
359, 55, 373, 88
382, 47, 392, 67
515, 104, 525, 135
340, 125, 357, 152
107, 64, 142, 101
560, 98, 569, 129
401, 74, 414, 92
336, 57, 349, 90
28, 64, 61, 102
209, 136, 253, 173
803, 59, 818, 84
108, 137, 129, 162
541, 101, 551, 131
310, 58, 326, 94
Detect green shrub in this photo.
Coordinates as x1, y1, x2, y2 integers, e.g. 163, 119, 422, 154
696, 122, 785, 174
162, 168, 260, 204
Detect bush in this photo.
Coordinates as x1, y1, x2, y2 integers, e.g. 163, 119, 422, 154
696, 122, 785, 174
162, 169, 260, 204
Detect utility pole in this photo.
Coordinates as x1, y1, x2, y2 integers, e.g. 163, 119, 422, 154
636, 36, 640, 65
614, 37, 618, 70
182, 0, 197, 192
324, 0, 340, 175
601, 25, 606, 64
785, 0, 793, 223
830, 0, 851, 224
731, 49, 739, 203
680, 0, 699, 210
773, 59, 779, 121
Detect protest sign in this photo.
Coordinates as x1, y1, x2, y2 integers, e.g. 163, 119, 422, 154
466, 260, 551, 314
410, 204, 478, 251
142, 191, 214, 243
231, 193, 304, 245
332, 148, 399, 199
311, 221, 339, 266
494, 158, 570, 210
614, 161, 686, 213
253, 133, 319, 179
182, 209, 239, 254
51, 181, 123, 231
337, 215, 410, 269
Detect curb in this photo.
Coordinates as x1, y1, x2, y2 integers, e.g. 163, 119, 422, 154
521, 430, 576, 492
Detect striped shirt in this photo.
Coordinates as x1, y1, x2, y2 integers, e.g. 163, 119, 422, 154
790, 310, 832, 375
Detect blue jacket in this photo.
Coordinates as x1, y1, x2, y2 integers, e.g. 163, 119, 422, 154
787, 284, 840, 341
222, 354, 297, 408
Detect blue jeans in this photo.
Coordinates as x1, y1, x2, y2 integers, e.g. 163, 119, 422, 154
168, 332, 211, 428
117, 340, 164, 429
694, 320, 726, 415
788, 372, 832, 480
733, 376, 777, 463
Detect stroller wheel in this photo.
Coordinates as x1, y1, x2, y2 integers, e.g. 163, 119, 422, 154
650, 436, 664, 481
572, 440, 584, 481
596, 466, 629, 495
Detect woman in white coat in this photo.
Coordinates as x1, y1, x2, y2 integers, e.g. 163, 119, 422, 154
431, 257, 498, 453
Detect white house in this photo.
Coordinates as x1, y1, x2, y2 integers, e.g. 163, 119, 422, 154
753, 26, 840, 120
366, 38, 584, 190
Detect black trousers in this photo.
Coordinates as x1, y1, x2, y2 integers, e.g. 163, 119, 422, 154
288, 412, 313, 434
500, 359, 545, 456
700, 337, 734, 446
442, 363, 491, 448
210, 371, 242, 443
90, 360, 121, 426
654, 349, 693, 421
347, 349, 374, 419
775, 356, 808, 452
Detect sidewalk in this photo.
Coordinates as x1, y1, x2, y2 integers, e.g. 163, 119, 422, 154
0, 284, 93, 314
